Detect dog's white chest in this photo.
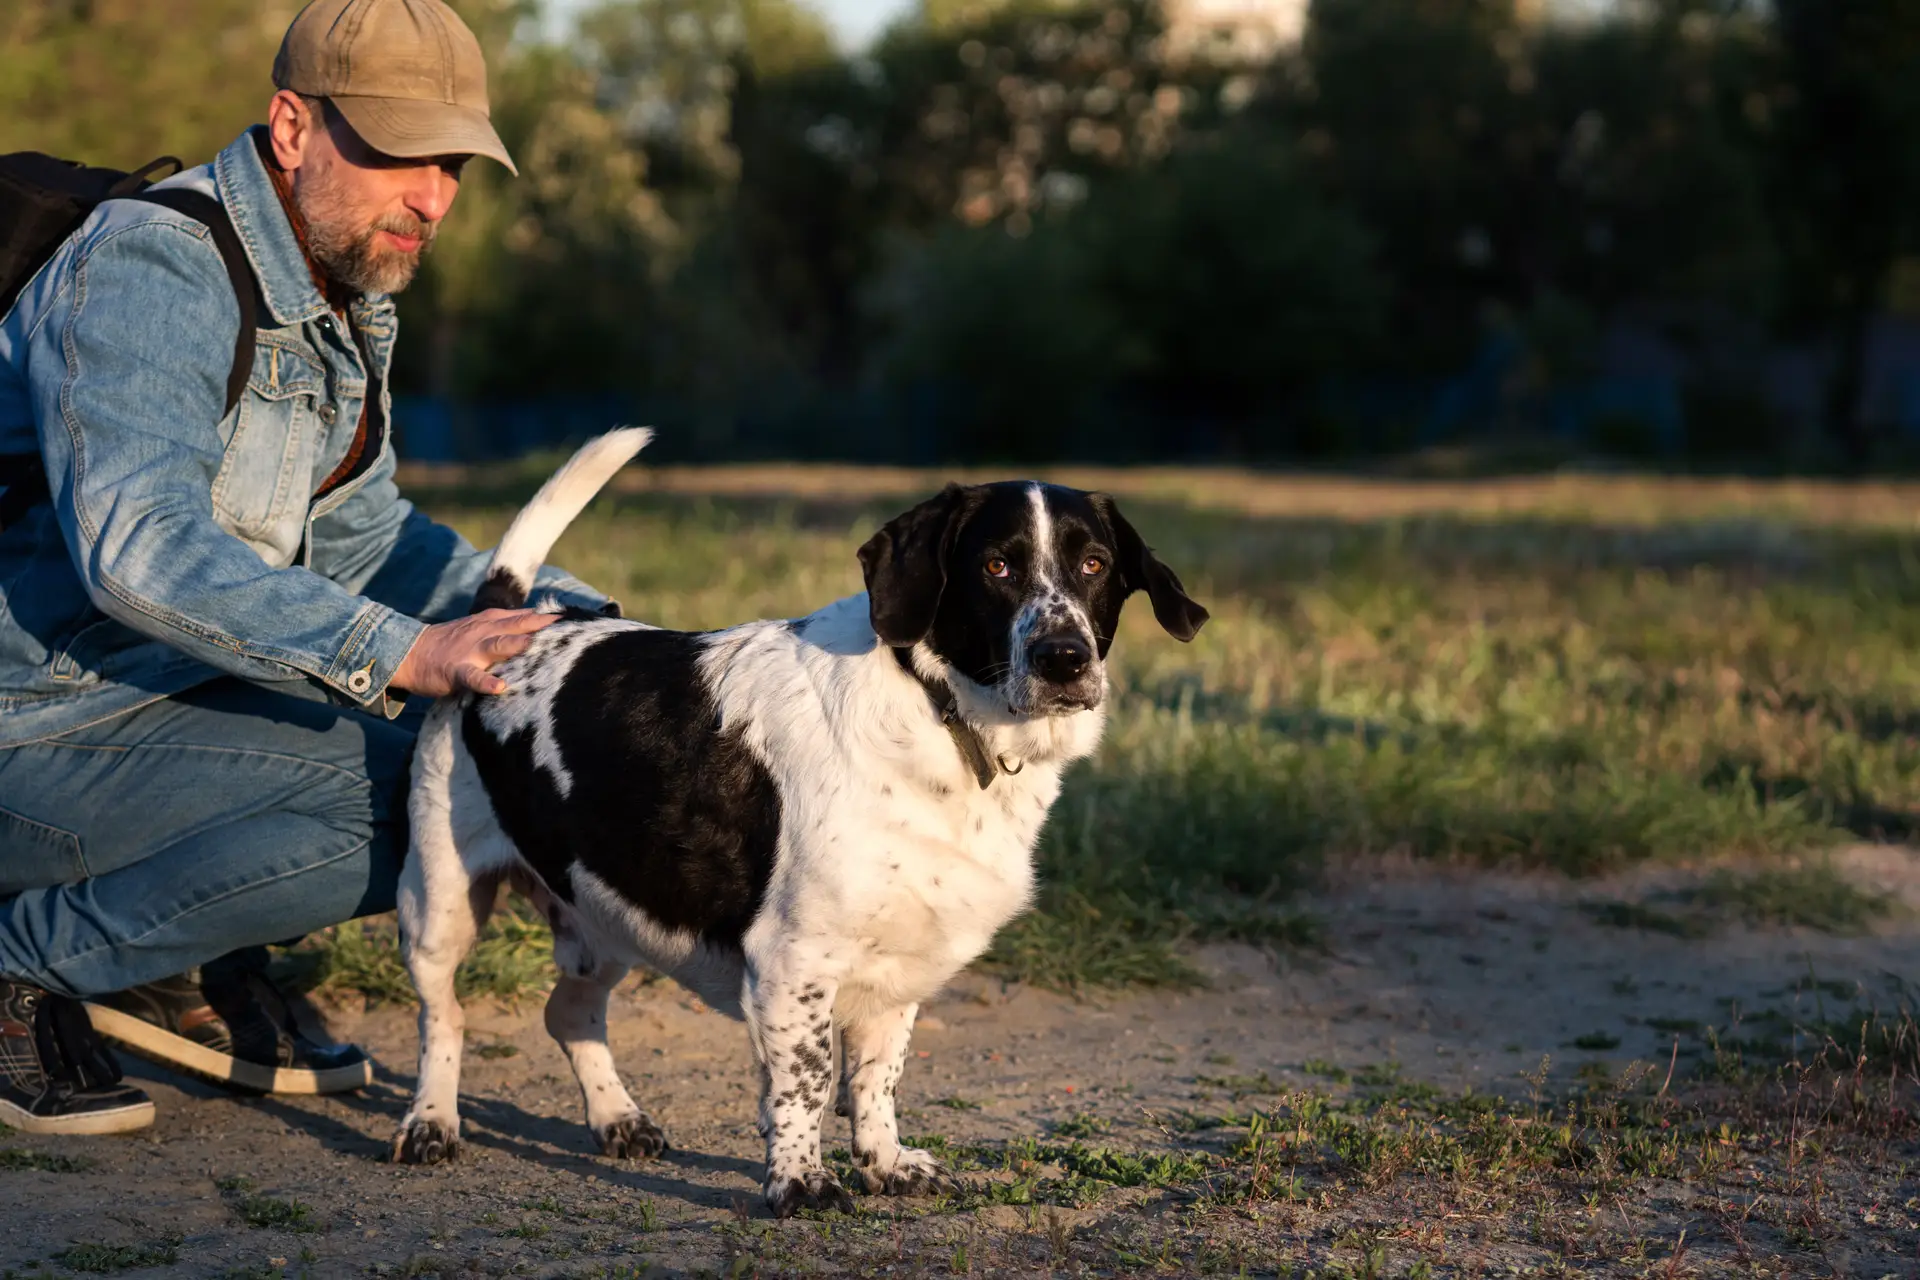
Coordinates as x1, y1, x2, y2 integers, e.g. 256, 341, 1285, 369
785, 765, 1058, 1013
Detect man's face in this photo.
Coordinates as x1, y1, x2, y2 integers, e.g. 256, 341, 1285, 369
267, 91, 467, 296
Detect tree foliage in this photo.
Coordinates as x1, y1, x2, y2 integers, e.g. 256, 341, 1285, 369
3, 0, 1917, 463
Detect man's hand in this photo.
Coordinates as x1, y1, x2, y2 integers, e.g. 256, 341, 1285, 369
391, 609, 559, 699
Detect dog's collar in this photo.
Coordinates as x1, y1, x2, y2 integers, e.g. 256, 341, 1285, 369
891, 647, 1019, 790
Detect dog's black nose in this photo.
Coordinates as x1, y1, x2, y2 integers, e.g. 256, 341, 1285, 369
1030, 635, 1092, 684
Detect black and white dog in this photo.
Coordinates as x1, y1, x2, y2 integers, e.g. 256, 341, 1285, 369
393, 429, 1207, 1216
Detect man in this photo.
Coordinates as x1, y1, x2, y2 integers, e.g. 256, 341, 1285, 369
0, 0, 607, 1133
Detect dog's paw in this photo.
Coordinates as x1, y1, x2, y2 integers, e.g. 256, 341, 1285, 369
392, 1117, 460, 1165
597, 1112, 668, 1160
855, 1147, 959, 1198
765, 1167, 855, 1218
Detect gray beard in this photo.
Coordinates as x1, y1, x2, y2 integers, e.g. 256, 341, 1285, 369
309, 216, 434, 297
294, 172, 436, 297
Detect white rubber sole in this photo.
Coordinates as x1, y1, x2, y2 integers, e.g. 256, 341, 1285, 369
0, 1092, 154, 1135
83, 1003, 373, 1096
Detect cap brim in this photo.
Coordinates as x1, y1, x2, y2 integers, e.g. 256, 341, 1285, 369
329, 95, 517, 176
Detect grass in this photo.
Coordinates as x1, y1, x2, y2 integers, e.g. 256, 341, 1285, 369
794, 1019, 1915, 1272
297, 466, 1920, 997
216, 1179, 320, 1234
232, 1196, 318, 1233
1587, 859, 1901, 941
1690, 860, 1901, 932
297, 898, 554, 1005
0, 1149, 94, 1173
49, 1240, 179, 1272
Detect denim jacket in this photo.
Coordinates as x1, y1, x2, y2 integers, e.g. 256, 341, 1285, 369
0, 128, 603, 747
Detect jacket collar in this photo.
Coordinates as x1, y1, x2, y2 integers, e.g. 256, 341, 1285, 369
213, 127, 368, 329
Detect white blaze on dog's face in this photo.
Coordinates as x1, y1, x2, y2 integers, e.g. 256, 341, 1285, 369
858, 482, 1209, 717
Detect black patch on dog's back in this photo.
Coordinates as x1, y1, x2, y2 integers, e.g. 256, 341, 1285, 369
462, 627, 781, 947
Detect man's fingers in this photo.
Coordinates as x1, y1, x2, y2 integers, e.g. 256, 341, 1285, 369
459, 664, 510, 696
482, 630, 538, 660
491, 610, 559, 634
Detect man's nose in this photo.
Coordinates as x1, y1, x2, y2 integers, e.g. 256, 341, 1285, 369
405, 164, 459, 225
1029, 634, 1092, 684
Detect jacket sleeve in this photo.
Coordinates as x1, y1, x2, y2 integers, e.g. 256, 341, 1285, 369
307, 443, 613, 624
25, 215, 424, 712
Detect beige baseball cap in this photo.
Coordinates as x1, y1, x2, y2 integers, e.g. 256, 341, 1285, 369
273, 0, 517, 175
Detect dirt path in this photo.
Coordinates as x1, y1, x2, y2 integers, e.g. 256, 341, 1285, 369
4, 848, 1915, 1279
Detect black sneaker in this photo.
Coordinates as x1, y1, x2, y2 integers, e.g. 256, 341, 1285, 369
85, 947, 371, 1096
0, 978, 154, 1134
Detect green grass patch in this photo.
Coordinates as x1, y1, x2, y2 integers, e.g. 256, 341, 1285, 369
1197, 1071, 1285, 1095
0, 1148, 94, 1173
297, 900, 555, 1005
1688, 861, 1900, 933
51, 1240, 180, 1272
1588, 861, 1898, 942
232, 1193, 319, 1233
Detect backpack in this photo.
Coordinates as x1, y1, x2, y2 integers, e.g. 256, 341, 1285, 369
0, 153, 259, 532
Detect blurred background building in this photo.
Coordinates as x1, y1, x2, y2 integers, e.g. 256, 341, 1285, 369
5, 0, 1919, 470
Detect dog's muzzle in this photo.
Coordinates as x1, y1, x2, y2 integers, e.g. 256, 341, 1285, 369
1021, 632, 1102, 713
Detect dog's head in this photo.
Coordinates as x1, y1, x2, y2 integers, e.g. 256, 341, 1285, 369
857, 482, 1209, 717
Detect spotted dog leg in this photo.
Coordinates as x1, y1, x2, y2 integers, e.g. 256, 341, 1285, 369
745, 974, 852, 1217
842, 1004, 957, 1197
544, 959, 666, 1159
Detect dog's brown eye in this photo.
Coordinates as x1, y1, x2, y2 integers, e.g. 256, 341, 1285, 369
985, 557, 1010, 579
1081, 555, 1105, 575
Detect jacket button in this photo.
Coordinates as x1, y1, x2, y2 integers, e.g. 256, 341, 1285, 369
318, 404, 339, 425
347, 669, 373, 695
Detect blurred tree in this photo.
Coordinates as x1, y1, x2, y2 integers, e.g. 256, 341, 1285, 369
1764, 0, 1920, 466
0, 0, 301, 163
1082, 135, 1383, 450
866, 130, 1381, 459
871, 0, 1205, 232
1276, 0, 1536, 373
1529, 1, 1777, 316
1267, 0, 1781, 446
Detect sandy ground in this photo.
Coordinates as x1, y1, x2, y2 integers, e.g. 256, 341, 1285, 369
3, 847, 1916, 1279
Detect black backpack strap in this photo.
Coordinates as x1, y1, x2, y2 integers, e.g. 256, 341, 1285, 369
106, 156, 183, 199
125, 188, 257, 419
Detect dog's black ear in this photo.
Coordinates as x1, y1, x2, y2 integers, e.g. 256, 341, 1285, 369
858, 484, 971, 647
1094, 494, 1209, 642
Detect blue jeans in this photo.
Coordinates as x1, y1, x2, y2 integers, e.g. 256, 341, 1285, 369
0, 679, 414, 998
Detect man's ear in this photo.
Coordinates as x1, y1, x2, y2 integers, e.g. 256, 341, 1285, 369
1093, 494, 1209, 642
858, 485, 972, 648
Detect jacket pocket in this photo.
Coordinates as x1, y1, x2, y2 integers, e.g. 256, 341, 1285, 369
210, 339, 324, 542
0, 801, 87, 894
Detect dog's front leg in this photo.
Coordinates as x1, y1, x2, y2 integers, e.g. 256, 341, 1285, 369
745, 972, 852, 1218
843, 1003, 958, 1197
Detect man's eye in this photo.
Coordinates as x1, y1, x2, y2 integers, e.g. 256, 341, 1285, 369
985, 557, 1010, 578
1081, 555, 1105, 575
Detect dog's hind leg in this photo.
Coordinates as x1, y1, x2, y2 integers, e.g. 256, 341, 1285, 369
543, 955, 666, 1159
393, 715, 489, 1165
842, 1004, 957, 1197
392, 864, 490, 1163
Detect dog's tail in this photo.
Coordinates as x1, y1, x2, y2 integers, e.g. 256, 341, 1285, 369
470, 427, 653, 613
